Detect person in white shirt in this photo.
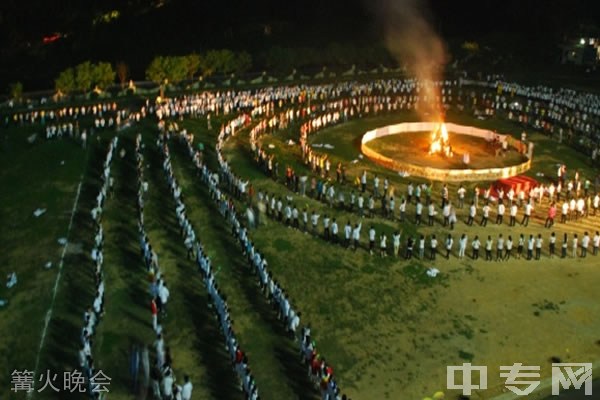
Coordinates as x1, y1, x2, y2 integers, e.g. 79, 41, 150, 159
472, 235, 481, 260
428, 201, 436, 226
330, 219, 338, 243
581, 232, 590, 257
535, 234, 543, 260
467, 201, 476, 226
379, 234, 387, 257
496, 234, 504, 261
593, 231, 600, 256
549, 232, 557, 258
445, 234, 453, 259
496, 202, 505, 225
572, 234, 579, 258
344, 221, 352, 248
415, 201, 423, 225
352, 222, 362, 251
368, 226, 376, 255
457, 185, 466, 208
392, 231, 401, 257
527, 234, 535, 260
485, 236, 493, 261
162, 369, 174, 398
522, 201, 533, 226
430, 235, 438, 260
159, 282, 170, 316
310, 211, 320, 234
418, 235, 425, 259
509, 203, 518, 226
458, 234, 467, 259
480, 203, 490, 226
504, 235, 513, 261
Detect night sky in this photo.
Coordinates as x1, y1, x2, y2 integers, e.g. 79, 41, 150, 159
1, 0, 599, 89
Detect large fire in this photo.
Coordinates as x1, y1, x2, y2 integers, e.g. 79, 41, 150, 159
429, 122, 452, 157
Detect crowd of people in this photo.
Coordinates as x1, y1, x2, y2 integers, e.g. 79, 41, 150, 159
177, 127, 347, 400
8, 77, 600, 399
136, 134, 195, 400
160, 136, 260, 400
80, 136, 118, 398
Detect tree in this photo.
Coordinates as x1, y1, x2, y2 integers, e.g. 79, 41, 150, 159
93, 62, 116, 91
183, 53, 201, 80
9, 82, 23, 101
146, 56, 187, 96
165, 56, 187, 84
146, 56, 169, 97
234, 51, 252, 75
75, 61, 94, 93
202, 50, 223, 76
116, 61, 129, 88
55, 68, 76, 95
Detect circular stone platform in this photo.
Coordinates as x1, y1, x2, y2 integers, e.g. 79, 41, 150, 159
361, 122, 532, 181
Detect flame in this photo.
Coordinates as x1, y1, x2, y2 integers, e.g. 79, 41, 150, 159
429, 122, 451, 156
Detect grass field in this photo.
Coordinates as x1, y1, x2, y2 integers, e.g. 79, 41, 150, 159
1, 102, 599, 400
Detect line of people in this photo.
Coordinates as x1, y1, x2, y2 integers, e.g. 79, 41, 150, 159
161, 136, 260, 400
136, 134, 194, 400
179, 130, 346, 400
80, 136, 118, 399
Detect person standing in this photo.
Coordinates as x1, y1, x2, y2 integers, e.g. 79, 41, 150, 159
415, 200, 423, 225
496, 234, 504, 261
331, 218, 339, 243
521, 200, 533, 226
467, 201, 476, 226
368, 226, 376, 255
457, 185, 466, 209
151, 297, 158, 332
485, 235, 493, 261
361, 170, 367, 193
480, 203, 490, 226
509, 202, 518, 226
517, 234, 525, 259
527, 234, 535, 260
549, 232, 556, 258
572, 234, 579, 258
392, 231, 402, 257
405, 236, 414, 259
181, 375, 193, 400
458, 234, 468, 259
561, 233, 568, 258
445, 234, 453, 259
399, 197, 406, 222
545, 202, 557, 228
418, 235, 425, 259
379, 234, 387, 257
472, 235, 481, 260
593, 231, 600, 256
581, 232, 590, 257
352, 222, 362, 251
535, 234, 543, 260
428, 201, 436, 226
344, 221, 352, 248
430, 235, 438, 260
504, 235, 513, 261
496, 201, 505, 225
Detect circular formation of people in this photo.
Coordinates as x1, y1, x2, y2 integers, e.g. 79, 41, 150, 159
6, 75, 600, 400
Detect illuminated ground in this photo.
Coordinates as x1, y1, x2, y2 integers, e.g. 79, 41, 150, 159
366, 130, 528, 170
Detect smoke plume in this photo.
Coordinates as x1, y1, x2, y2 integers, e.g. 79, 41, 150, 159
370, 0, 447, 121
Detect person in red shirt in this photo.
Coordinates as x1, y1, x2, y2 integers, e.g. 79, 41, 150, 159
545, 202, 557, 228
151, 297, 158, 332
